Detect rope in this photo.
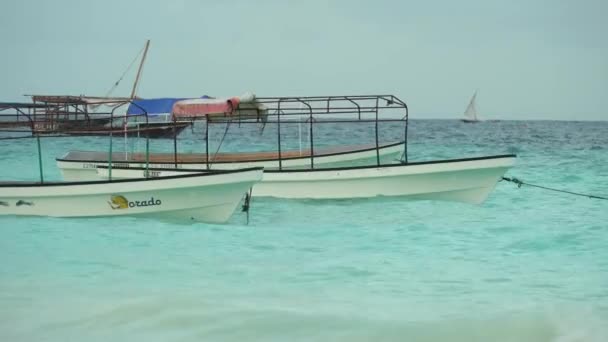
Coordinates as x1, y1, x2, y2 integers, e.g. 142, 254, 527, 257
208, 121, 231, 165
103, 45, 146, 98
502, 176, 608, 200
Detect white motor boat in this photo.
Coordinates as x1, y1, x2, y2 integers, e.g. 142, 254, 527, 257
95, 155, 515, 204
0, 168, 263, 223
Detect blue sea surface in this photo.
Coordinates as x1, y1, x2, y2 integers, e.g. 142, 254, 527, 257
1, 119, 607, 341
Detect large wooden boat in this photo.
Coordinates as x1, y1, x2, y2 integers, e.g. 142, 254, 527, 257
25, 95, 192, 138
14, 41, 190, 138
37, 121, 192, 139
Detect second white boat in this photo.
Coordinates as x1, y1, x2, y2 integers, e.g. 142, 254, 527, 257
56, 141, 405, 181
94, 155, 516, 204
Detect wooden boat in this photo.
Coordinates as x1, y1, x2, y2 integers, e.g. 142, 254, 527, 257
40, 121, 191, 139
1, 99, 191, 138
21, 41, 191, 138
95, 155, 515, 203
56, 141, 405, 181
25, 95, 193, 138
0, 168, 263, 223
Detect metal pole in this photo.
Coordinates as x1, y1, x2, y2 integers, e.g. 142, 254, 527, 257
173, 120, 178, 168
308, 102, 314, 169
36, 135, 44, 183
375, 97, 380, 166
277, 101, 282, 170
205, 118, 210, 170
108, 130, 113, 180
145, 130, 150, 177
399, 96, 409, 164
404, 104, 408, 163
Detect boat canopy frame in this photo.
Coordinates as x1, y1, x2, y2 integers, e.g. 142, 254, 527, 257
170, 94, 409, 170
2, 94, 409, 181
0, 100, 153, 183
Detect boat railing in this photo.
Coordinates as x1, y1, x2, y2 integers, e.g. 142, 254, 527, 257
2, 94, 411, 183
177, 94, 409, 170
0, 99, 152, 183
105, 100, 151, 180
238, 95, 408, 166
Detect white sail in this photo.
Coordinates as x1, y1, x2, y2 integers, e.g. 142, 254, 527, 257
463, 91, 479, 122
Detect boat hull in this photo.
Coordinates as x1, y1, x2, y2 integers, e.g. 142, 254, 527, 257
94, 155, 516, 204
56, 142, 405, 181
0, 168, 263, 223
37, 122, 191, 139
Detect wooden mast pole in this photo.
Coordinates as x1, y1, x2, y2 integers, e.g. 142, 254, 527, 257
125, 40, 150, 159
130, 39, 150, 99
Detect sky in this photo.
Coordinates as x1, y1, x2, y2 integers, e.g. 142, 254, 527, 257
1, 0, 606, 121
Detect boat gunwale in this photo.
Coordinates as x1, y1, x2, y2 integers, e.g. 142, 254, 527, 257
95, 154, 517, 174
0, 167, 263, 188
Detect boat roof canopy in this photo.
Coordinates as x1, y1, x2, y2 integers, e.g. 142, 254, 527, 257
127, 96, 210, 116
172, 97, 241, 119
171, 92, 258, 119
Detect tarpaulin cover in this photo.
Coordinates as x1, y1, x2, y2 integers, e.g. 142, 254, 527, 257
171, 97, 242, 118
127, 96, 210, 116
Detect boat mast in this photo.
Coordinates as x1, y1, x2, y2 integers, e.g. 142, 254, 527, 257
125, 40, 150, 158
130, 39, 150, 99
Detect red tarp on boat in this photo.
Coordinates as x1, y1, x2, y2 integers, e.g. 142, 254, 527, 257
171, 97, 241, 119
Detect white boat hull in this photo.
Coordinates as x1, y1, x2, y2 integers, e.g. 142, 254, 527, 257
94, 155, 516, 204
0, 168, 263, 223
56, 142, 405, 181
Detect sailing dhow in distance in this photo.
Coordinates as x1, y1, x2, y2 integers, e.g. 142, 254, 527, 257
462, 90, 481, 123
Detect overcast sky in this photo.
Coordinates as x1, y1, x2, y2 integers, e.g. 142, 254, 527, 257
1, 0, 606, 120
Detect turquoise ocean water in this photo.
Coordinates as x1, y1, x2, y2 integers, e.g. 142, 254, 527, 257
1, 120, 607, 341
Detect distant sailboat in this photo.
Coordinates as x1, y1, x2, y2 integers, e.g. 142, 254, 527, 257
461, 91, 480, 123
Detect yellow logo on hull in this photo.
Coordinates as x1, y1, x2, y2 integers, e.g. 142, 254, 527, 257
109, 195, 129, 209
108, 195, 162, 210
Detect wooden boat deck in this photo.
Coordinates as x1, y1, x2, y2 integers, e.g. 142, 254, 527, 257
59, 142, 403, 163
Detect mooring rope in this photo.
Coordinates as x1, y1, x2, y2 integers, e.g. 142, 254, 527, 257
502, 176, 608, 200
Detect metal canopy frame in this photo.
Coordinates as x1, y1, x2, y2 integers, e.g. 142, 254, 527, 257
175, 94, 410, 170
0, 100, 151, 183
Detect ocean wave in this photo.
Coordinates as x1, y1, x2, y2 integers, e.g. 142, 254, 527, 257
4, 295, 606, 342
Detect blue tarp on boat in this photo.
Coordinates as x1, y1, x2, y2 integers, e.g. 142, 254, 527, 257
127, 96, 210, 116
